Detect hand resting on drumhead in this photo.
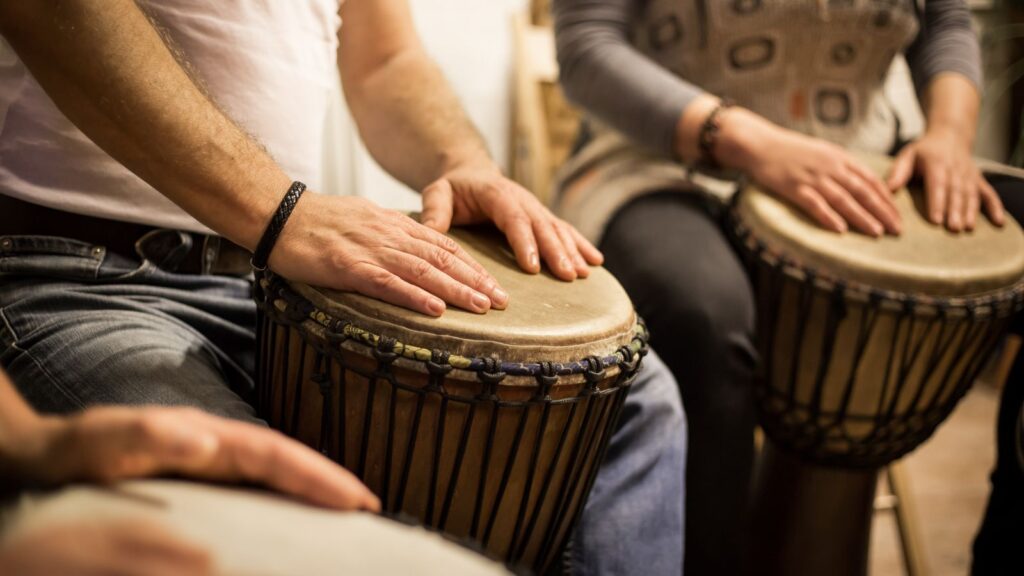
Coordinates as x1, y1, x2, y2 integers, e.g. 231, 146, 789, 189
886, 74, 1006, 233
0, 369, 380, 513
0, 519, 214, 576
420, 160, 604, 282
676, 95, 902, 238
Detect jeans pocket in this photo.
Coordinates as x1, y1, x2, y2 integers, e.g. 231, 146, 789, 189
0, 235, 147, 281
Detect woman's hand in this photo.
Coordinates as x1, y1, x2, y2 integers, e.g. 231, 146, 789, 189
886, 128, 1006, 232
717, 108, 902, 237
14, 406, 380, 512
419, 160, 603, 280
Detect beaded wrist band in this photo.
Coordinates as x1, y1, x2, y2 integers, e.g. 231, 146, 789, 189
251, 181, 306, 271
697, 99, 734, 168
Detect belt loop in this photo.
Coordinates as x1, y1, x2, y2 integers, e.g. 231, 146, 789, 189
202, 235, 221, 275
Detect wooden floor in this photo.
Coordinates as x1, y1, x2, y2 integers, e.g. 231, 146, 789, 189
869, 383, 1000, 575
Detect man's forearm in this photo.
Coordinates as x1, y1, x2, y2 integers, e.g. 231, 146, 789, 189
0, 0, 288, 250
342, 48, 493, 191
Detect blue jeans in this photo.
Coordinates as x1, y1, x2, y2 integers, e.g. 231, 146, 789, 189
0, 233, 686, 575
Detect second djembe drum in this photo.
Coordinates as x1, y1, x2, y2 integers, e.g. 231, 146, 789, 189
729, 153, 1024, 575
254, 225, 647, 574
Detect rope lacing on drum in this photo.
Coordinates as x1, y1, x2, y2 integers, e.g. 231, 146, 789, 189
478, 357, 506, 387
373, 335, 399, 364
326, 319, 350, 345
427, 350, 453, 376
582, 356, 605, 393
535, 362, 558, 399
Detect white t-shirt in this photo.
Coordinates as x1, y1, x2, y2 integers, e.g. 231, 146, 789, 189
0, 0, 342, 233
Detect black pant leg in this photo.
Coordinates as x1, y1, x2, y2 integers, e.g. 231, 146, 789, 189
972, 174, 1024, 575
600, 193, 758, 576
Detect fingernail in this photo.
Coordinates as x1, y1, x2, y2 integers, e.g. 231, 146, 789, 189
492, 287, 510, 306
471, 292, 490, 311
931, 212, 943, 225
528, 251, 539, 270
559, 256, 572, 272
427, 298, 445, 316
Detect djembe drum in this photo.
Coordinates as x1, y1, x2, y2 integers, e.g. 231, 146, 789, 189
1, 481, 509, 575
728, 153, 1024, 575
254, 225, 647, 574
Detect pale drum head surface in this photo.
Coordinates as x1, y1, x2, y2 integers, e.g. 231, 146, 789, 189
736, 154, 1024, 296
2, 481, 509, 576
293, 225, 637, 365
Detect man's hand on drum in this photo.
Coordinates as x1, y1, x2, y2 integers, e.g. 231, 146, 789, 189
692, 99, 902, 237
0, 519, 214, 576
268, 192, 512, 317
887, 127, 1006, 233
419, 159, 603, 281
1, 372, 380, 512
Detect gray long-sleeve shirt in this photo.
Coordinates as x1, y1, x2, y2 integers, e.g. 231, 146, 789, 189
554, 0, 982, 157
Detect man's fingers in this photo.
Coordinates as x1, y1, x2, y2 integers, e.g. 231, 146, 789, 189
923, 165, 948, 226
788, 185, 847, 233
979, 177, 1007, 227
420, 179, 455, 232
66, 408, 218, 481
493, 205, 540, 274
819, 178, 883, 237
569, 225, 604, 265
533, 218, 576, 281
836, 169, 901, 235
70, 407, 380, 512
887, 147, 916, 191
398, 214, 492, 279
114, 521, 214, 576
175, 411, 381, 512
399, 238, 508, 309
380, 249, 492, 314
344, 262, 446, 316
554, 220, 590, 278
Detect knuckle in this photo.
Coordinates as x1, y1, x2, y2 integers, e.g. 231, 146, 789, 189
411, 258, 434, 281
437, 234, 459, 253
471, 272, 492, 291
130, 415, 163, 444
432, 248, 457, 270
367, 269, 397, 292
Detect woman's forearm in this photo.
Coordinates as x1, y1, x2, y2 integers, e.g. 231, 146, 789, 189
920, 73, 980, 146
553, 0, 704, 157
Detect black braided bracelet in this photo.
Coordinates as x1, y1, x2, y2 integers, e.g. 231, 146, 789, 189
698, 98, 734, 168
251, 181, 306, 271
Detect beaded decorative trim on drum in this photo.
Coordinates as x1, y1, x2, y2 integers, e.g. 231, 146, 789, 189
255, 272, 649, 386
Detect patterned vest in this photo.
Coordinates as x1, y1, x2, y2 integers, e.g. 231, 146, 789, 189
631, 0, 919, 152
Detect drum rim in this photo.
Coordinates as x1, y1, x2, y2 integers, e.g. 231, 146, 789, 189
255, 271, 650, 381
727, 204, 1024, 318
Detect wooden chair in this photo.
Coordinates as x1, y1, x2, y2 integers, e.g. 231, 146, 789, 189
510, 1, 580, 203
